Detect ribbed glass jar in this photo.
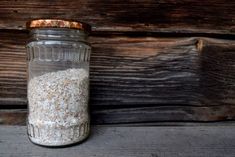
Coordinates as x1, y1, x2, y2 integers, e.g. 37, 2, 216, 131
26, 20, 91, 147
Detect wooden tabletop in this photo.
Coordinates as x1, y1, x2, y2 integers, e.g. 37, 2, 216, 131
1, 125, 235, 157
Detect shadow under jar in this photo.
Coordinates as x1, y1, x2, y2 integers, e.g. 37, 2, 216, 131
26, 19, 91, 147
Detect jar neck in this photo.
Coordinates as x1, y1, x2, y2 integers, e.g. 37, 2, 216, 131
28, 28, 88, 43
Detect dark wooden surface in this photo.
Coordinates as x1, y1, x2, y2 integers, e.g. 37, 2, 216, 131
0, 1, 235, 125
0, 31, 27, 103
2, 105, 235, 125
0, 0, 235, 34
1, 125, 235, 157
0, 30, 235, 124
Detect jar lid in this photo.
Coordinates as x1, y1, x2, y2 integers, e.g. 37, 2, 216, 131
26, 19, 91, 33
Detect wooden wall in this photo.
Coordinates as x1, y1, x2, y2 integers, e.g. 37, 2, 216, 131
0, 0, 235, 125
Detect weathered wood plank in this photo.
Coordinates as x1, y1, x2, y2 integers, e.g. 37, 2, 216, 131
0, 30, 200, 106
90, 36, 202, 107
0, 30, 27, 101
0, 125, 235, 157
0, 0, 234, 34
92, 105, 235, 124
1, 30, 235, 123
198, 39, 235, 106
0, 110, 26, 125
2, 109, 235, 126
1, 104, 235, 125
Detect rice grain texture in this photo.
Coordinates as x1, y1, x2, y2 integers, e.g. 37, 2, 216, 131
27, 68, 89, 146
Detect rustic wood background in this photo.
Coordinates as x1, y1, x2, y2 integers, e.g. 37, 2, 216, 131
0, 0, 235, 125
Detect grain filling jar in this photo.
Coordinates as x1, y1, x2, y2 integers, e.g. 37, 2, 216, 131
26, 19, 91, 146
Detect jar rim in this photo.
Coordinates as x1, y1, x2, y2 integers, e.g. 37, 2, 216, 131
26, 19, 91, 33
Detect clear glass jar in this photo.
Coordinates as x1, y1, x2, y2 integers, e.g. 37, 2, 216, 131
26, 19, 91, 147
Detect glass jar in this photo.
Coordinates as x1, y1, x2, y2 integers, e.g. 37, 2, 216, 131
26, 19, 91, 147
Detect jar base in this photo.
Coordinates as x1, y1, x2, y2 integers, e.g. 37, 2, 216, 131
28, 133, 89, 147
27, 121, 90, 147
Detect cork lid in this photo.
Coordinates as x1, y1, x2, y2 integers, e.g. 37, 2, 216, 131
26, 19, 91, 33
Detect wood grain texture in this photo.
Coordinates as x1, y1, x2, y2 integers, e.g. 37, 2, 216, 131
90, 37, 201, 107
0, 30, 235, 123
1, 125, 235, 157
0, 110, 26, 125
0, 0, 234, 34
1, 104, 235, 125
198, 39, 235, 106
2, 109, 235, 126
0, 30, 27, 103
